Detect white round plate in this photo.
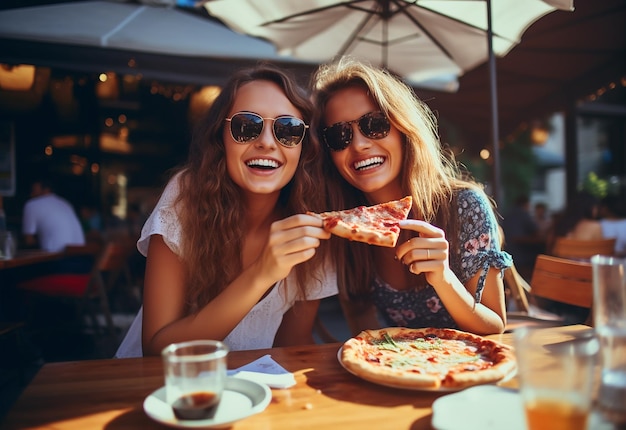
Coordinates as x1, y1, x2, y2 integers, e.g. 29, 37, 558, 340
143, 377, 272, 429
337, 346, 516, 392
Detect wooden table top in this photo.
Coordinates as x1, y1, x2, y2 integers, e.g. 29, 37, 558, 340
0, 250, 63, 271
1, 325, 595, 430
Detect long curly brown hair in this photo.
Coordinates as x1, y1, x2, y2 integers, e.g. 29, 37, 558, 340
172, 63, 327, 314
310, 57, 492, 301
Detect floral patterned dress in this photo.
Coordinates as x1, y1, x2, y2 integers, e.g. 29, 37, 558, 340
371, 189, 512, 329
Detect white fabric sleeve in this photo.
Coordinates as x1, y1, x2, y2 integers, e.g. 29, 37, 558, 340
137, 173, 183, 257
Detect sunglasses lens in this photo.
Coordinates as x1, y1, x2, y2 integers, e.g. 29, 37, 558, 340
323, 124, 353, 151
274, 117, 306, 147
323, 112, 390, 151
230, 113, 263, 143
359, 112, 390, 139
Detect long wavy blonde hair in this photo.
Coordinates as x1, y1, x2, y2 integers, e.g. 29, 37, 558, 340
310, 57, 490, 300
171, 64, 327, 314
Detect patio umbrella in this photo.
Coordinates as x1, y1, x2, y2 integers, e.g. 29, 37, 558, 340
0, 0, 310, 85
201, 0, 574, 204
0, 0, 281, 60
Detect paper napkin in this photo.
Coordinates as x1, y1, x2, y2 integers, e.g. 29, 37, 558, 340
227, 354, 296, 389
432, 385, 525, 430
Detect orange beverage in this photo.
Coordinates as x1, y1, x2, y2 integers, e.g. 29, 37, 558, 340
524, 398, 589, 430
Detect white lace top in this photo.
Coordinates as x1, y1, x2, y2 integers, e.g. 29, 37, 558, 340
115, 174, 337, 357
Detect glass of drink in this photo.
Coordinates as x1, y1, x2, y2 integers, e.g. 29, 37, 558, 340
591, 255, 626, 422
514, 326, 599, 430
162, 340, 229, 420
0, 231, 15, 260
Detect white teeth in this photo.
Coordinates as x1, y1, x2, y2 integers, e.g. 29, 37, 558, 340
246, 158, 280, 169
354, 157, 384, 170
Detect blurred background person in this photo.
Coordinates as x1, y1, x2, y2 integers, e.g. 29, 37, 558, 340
501, 195, 540, 279
79, 200, 104, 244
533, 201, 552, 239
546, 190, 602, 254
22, 177, 85, 253
599, 192, 626, 257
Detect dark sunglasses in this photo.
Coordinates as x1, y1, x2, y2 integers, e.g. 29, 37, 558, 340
225, 111, 308, 148
322, 111, 391, 151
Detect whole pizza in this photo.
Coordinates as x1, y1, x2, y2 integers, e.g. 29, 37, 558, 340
339, 327, 516, 390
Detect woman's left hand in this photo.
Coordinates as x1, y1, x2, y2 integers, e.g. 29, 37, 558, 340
395, 219, 451, 286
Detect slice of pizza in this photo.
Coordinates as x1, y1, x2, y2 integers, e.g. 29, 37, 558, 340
309, 196, 412, 247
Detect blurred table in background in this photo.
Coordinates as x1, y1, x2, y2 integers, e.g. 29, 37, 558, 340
0, 250, 63, 271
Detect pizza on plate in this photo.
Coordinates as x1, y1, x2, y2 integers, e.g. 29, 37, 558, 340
308, 196, 412, 247
339, 327, 516, 390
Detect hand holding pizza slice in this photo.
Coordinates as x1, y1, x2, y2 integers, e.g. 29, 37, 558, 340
308, 196, 412, 247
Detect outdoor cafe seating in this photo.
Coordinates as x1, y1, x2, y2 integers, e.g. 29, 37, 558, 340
2, 251, 620, 429
16, 240, 135, 337
505, 253, 593, 331
550, 237, 616, 260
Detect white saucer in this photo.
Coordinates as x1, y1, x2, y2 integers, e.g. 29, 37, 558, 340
432, 385, 525, 429
143, 377, 272, 429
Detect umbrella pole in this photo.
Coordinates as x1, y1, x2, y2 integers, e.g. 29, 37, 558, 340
486, 0, 502, 208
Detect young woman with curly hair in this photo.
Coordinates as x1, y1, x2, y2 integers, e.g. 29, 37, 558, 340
116, 64, 335, 357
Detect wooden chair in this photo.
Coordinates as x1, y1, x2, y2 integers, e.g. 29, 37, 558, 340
551, 237, 616, 260
505, 254, 593, 331
18, 241, 131, 336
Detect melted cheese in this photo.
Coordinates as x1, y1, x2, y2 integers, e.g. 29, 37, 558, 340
366, 336, 493, 378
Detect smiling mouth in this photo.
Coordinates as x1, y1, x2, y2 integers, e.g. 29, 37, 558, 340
246, 158, 281, 170
354, 156, 385, 171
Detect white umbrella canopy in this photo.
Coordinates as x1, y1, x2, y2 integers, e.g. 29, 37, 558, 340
203, 0, 573, 91
202, 0, 574, 204
0, 0, 282, 61
0, 0, 324, 86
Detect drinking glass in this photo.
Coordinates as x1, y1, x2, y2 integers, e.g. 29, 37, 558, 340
591, 255, 626, 421
514, 326, 599, 430
162, 340, 229, 420
0, 231, 15, 260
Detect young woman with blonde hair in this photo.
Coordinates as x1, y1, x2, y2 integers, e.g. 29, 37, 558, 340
311, 57, 511, 336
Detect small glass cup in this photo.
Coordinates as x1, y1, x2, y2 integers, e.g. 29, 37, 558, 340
0, 231, 16, 260
162, 340, 229, 421
514, 326, 599, 430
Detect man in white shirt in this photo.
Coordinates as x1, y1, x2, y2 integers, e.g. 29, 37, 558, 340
599, 193, 626, 257
22, 179, 86, 252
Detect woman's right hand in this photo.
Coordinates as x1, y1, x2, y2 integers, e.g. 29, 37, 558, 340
253, 213, 330, 284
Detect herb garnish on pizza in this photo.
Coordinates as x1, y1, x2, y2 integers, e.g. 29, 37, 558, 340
309, 196, 412, 247
339, 327, 516, 390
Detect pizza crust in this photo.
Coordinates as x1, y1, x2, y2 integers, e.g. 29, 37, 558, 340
340, 327, 516, 390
